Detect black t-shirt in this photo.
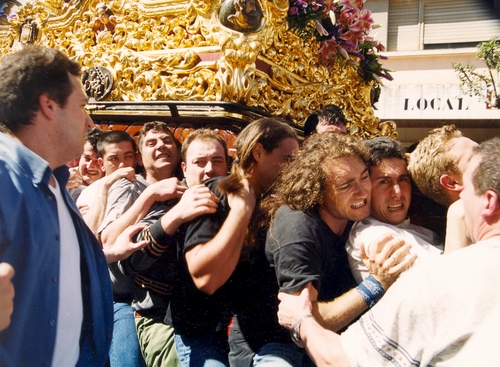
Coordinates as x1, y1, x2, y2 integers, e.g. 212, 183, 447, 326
230, 205, 357, 354
166, 177, 233, 337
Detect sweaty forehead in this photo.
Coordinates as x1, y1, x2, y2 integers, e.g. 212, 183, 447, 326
326, 155, 366, 180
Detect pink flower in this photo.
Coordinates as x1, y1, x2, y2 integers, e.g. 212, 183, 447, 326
315, 20, 330, 36
318, 38, 339, 59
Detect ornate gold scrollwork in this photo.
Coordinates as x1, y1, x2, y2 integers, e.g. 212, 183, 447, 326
0, 0, 396, 138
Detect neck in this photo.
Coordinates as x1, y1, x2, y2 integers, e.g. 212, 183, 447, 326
317, 204, 348, 236
15, 127, 65, 170
144, 169, 174, 184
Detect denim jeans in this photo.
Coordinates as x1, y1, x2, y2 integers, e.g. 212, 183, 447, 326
174, 330, 229, 367
109, 302, 146, 367
253, 342, 310, 367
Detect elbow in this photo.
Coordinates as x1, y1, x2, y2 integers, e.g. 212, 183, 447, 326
191, 275, 219, 295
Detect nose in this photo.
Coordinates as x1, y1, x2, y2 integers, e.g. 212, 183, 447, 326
355, 181, 370, 198
85, 111, 94, 129
392, 184, 402, 198
204, 161, 214, 176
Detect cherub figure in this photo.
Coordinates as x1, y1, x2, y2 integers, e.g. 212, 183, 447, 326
93, 3, 116, 34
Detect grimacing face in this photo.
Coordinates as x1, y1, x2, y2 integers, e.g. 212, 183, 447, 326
321, 155, 372, 224
369, 158, 412, 225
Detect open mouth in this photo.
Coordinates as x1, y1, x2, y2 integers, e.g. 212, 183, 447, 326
388, 204, 404, 211
351, 200, 366, 209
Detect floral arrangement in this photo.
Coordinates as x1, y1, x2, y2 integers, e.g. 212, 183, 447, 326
287, 0, 392, 83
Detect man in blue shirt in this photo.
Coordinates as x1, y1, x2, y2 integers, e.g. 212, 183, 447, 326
0, 45, 113, 366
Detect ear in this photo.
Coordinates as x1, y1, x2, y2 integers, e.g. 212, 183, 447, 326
98, 157, 105, 172
38, 94, 57, 120
252, 142, 264, 163
181, 161, 187, 176
481, 190, 500, 222
439, 174, 463, 192
136, 153, 143, 167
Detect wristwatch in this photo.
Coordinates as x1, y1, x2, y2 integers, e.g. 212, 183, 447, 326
291, 314, 313, 343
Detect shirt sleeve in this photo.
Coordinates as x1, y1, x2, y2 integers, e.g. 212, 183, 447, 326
266, 208, 323, 294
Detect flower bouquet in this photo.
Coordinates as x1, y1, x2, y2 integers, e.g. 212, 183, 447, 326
287, 0, 392, 83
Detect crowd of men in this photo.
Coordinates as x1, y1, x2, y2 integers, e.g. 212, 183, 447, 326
0, 45, 497, 367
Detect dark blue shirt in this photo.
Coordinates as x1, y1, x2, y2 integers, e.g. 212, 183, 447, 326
0, 133, 113, 367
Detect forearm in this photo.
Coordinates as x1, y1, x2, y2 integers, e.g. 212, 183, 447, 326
101, 193, 156, 248
315, 288, 368, 332
300, 317, 351, 367
186, 207, 253, 294
82, 187, 109, 237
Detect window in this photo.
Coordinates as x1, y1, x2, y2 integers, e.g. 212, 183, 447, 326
387, 0, 500, 51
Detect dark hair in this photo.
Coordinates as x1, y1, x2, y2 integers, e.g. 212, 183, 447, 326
246, 133, 368, 254
303, 112, 319, 138
472, 137, 500, 202
85, 127, 106, 153
97, 4, 114, 16
0, 45, 81, 132
96, 130, 136, 157
219, 117, 298, 194
303, 104, 347, 137
181, 128, 228, 164
137, 121, 177, 153
365, 136, 406, 167
317, 104, 347, 127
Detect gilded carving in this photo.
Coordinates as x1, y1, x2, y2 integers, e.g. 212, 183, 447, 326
0, 0, 396, 138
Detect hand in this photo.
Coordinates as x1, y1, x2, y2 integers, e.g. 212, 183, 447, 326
147, 177, 187, 203
66, 167, 83, 189
227, 178, 256, 213
278, 282, 314, 331
104, 167, 136, 188
0, 263, 15, 331
360, 234, 417, 290
171, 184, 219, 223
103, 224, 149, 263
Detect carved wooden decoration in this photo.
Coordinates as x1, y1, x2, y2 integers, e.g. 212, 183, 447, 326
0, 0, 396, 138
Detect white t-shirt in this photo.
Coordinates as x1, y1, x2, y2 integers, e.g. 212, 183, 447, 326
341, 238, 500, 366
49, 179, 83, 366
346, 217, 442, 283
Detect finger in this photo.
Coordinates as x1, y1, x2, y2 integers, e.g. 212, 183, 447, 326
360, 242, 368, 260
371, 234, 394, 259
132, 240, 149, 250
387, 242, 412, 263
378, 237, 406, 261
0, 263, 14, 281
125, 224, 146, 238
388, 253, 417, 275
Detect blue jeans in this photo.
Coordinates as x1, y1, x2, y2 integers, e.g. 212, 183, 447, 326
253, 342, 310, 367
174, 331, 229, 367
109, 302, 146, 367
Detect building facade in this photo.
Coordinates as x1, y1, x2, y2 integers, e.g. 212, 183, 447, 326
368, 0, 500, 145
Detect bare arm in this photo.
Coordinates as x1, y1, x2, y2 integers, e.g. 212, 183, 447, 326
103, 224, 149, 264
444, 199, 472, 253
316, 235, 415, 331
81, 167, 136, 236
118, 184, 220, 275
278, 284, 351, 367
100, 178, 186, 249
185, 179, 256, 295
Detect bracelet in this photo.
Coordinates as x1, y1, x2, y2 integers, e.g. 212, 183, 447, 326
356, 275, 385, 308
291, 314, 313, 344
